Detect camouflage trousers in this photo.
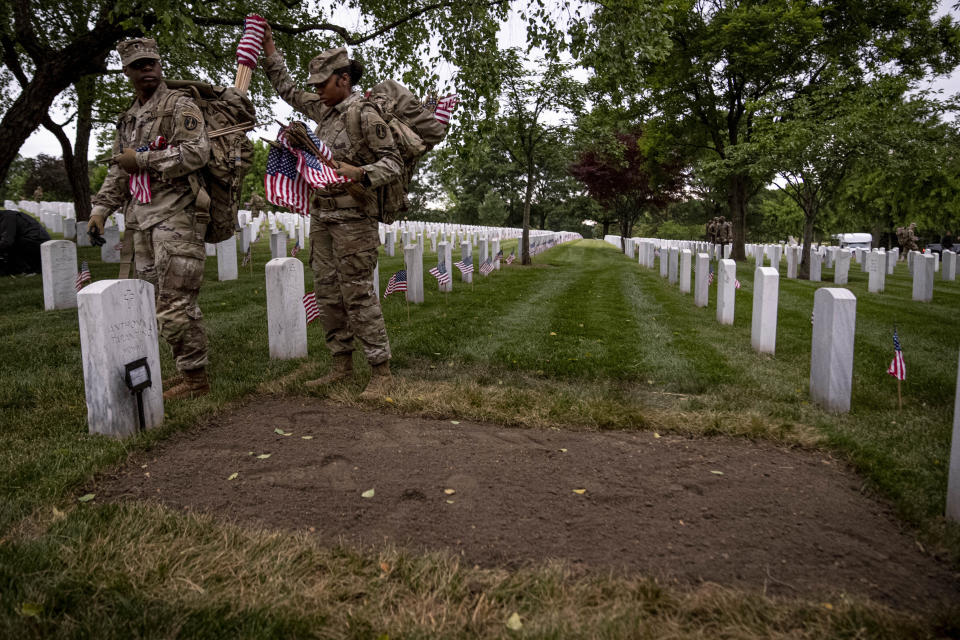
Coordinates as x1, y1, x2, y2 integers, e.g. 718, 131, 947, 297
133, 208, 209, 372
310, 209, 390, 365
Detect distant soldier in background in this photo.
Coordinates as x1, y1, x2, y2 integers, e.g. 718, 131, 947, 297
248, 193, 267, 216
32, 186, 43, 202
706, 217, 718, 244
896, 223, 919, 253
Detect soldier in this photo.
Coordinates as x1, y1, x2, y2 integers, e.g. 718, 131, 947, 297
896, 223, 919, 253
32, 186, 43, 202
722, 218, 733, 244
261, 24, 402, 399
248, 193, 267, 216
88, 37, 213, 400
706, 218, 717, 244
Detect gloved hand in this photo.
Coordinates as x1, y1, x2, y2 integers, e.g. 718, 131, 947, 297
118, 148, 139, 173
87, 213, 105, 236
335, 162, 365, 182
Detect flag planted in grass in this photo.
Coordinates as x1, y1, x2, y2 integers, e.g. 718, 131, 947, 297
384, 270, 407, 297
887, 327, 906, 380
454, 257, 473, 276
429, 261, 451, 286
75, 261, 91, 291
303, 292, 320, 324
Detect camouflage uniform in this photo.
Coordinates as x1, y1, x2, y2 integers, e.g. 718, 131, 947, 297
263, 48, 402, 367
91, 38, 211, 374
248, 193, 267, 216
896, 223, 919, 253
32, 186, 43, 202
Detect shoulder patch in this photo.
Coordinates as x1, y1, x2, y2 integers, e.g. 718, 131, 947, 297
375, 123, 387, 140
183, 115, 199, 131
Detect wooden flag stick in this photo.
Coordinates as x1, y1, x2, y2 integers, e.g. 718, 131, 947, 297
897, 378, 902, 411
235, 64, 253, 95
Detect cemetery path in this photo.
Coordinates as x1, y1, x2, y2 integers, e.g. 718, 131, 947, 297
95, 397, 959, 611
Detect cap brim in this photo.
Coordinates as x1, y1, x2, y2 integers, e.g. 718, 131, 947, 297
123, 52, 161, 67
306, 72, 332, 87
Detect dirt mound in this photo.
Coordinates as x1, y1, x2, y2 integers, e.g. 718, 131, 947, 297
95, 397, 959, 610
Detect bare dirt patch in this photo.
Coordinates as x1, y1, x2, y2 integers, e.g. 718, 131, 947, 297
95, 397, 959, 610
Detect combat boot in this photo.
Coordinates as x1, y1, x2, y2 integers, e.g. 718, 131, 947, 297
358, 361, 392, 401
305, 354, 353, 388
162, 368, 210, 400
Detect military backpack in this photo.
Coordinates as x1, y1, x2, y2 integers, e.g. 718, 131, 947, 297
145, 79, 255, 243
346, 80, 450, 224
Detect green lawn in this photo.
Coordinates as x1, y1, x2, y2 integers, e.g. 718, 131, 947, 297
1, 232, 959, 637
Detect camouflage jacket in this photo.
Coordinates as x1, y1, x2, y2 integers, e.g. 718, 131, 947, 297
92, 82, 211, 230
262, 50, 402, 217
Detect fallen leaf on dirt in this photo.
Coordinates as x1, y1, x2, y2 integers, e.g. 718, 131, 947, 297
51, 507, 65, 521
559, 448, 567, 453
384, 397, 395, 403
821, 602, 834, 610
444, 488, 456, 495
380, 561, 390, 572
450, 420, 460, 425
227, 472, 239, 481
361, 489, 375, 499
446, 500, 455, 504
653, 432, 661, 439
78, 494, 95, 503
274, 428, 287, 435
710, 470, 724, 475
301, 435, 313, 440
506, 612, 523, 630
679, 519, 685, 526
256, 454, 271, 460
549, 331, 557, 336
20, 602, 42, 618
572, 489, 586, 495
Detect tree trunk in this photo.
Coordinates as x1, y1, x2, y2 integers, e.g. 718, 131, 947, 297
72, 75, 95, 221
521, 164, 534, 265
727, 173, 749, 261
799, 211, 816, 280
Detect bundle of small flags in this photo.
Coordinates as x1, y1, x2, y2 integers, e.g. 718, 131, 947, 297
75, 261, 91, 292
236, 14, 267, 69
429, 261, 451, 286
283, 127, 351, 191
454, 257, 473, 276
383, 269, 407, 298
302, 291, 320, 324
887, 327, 906, 380
128, 135, 167, 204
264, 126, 351, 215
479, 258, 494, 275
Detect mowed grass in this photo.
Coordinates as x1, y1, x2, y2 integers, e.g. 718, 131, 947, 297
2, 231, 960, 637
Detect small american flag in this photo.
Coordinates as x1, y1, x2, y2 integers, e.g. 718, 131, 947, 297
383, 269, 407, 298
505, 250, 515, 265
887, 327, 906, 381
429, 261, 451, 286
75, 261, 91, 291
128, 136, 166, 204
236, 14, 267, 69
707, 269, 714, 285
433, 94, 460, 125
454, 257, 473, 276
291, 239, 301, 257
479, 258, 494, 275
303, 291, 320, 324
241, 248, 251, 266
735, 279, 741, 289
265, 134, 310, 215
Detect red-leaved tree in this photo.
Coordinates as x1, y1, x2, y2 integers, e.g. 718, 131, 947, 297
569, 131, 685, 252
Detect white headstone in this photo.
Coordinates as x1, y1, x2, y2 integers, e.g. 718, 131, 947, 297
205, 242, 216, 257
786, 246, 798, 279
265, 258, 307, 359
217, 235, 238, 281
867, 251, 885, 294
809, 288, 856, 413
460, 241, 473, 284
40, 240, 78, 310
78, 279, 164, 437
751, 267, 779, 354
385, 229, 396, 257
943, 250, 957, 281
948, 348, 960, 522
716, 259, 736, 325
404, 244, 424, 303
679, 249, 692, 294
100, 226, 122, 263
76, 221, 91, 248
834, 249, 851, 285
694, 253, 709, 308
270, 232, 287, 259
723, 243, 732, 259
659, 249, 669, 278
492, 238, 501, 270
809, 250, 823, 282
63, 218, 77, 241
668, 247, 679, 285
912, 253, 935, 302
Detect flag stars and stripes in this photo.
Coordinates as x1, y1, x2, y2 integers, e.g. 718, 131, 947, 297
75, 261, 91, 292
887, 328, 906, 381
429, 262, 451, 286
303, 292, 320, 324
236, 15, 267, 69
383, 270, 407, 298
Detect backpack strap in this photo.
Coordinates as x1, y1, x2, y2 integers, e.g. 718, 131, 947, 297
345, 100, 380, 166
152, 87, 212, 218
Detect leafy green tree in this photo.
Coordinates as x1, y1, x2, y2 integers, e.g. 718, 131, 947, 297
582, 0, 960, 260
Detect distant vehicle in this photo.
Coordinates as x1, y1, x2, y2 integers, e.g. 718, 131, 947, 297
832, 233, 873, 249
925, 243, 960, 255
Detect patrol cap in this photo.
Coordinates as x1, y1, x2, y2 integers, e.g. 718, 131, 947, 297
307, 47, 349, 86
118, 38, 161, 67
